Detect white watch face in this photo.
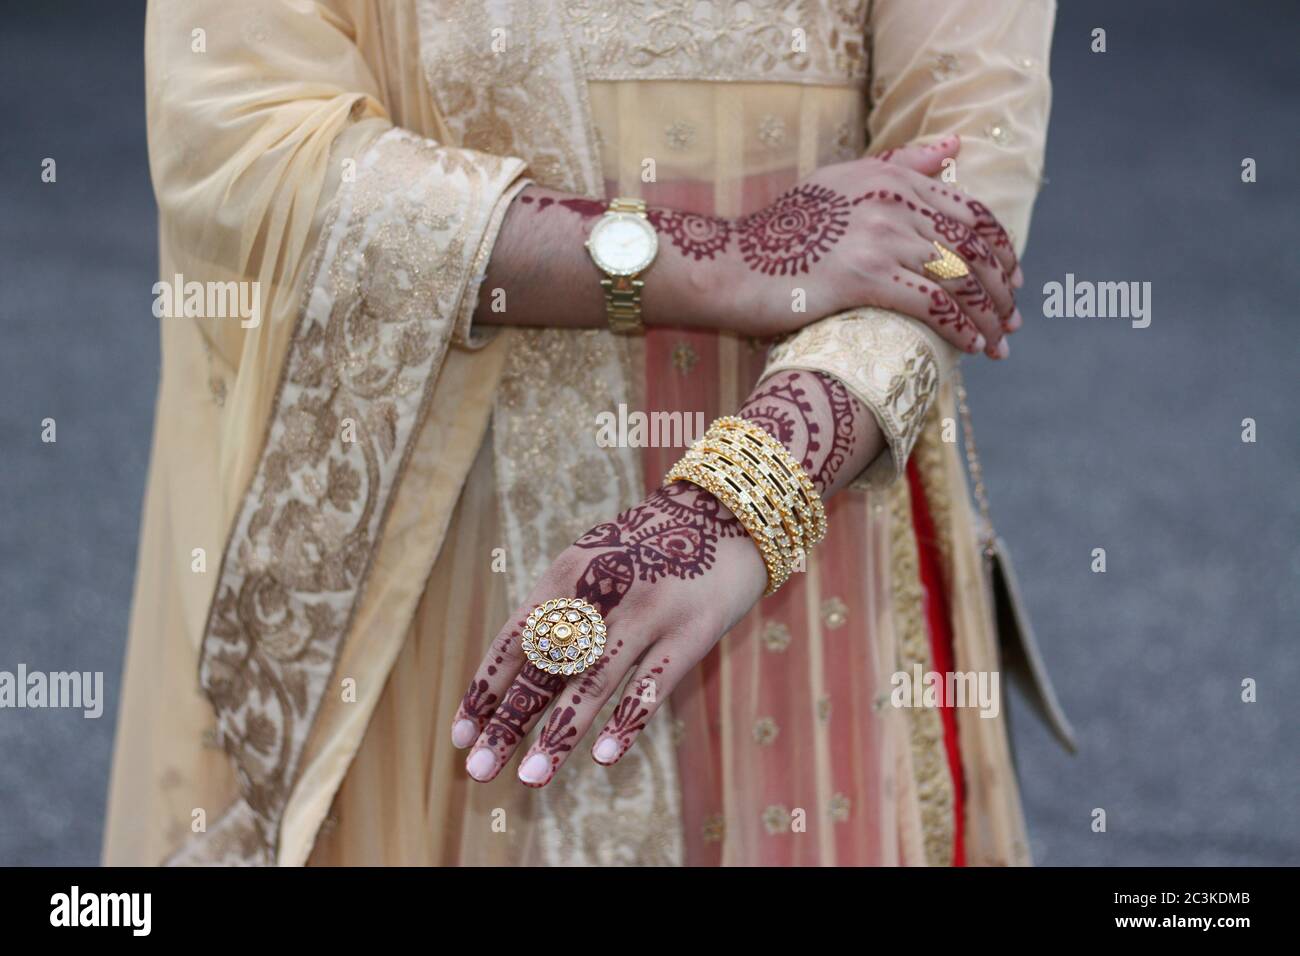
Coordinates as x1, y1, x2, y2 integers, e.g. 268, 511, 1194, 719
588, 212, 658, 276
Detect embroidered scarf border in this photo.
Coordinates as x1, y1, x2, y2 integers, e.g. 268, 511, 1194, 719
168, 128, 525, 865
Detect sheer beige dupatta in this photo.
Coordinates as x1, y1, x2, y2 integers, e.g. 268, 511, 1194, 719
105, 0, 528, 865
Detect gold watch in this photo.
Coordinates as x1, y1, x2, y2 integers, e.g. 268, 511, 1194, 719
584, 197, 658, 334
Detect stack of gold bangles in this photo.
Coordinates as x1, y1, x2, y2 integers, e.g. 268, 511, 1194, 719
664, 416, 827, 596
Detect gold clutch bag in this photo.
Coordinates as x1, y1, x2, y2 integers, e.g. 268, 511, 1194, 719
957, 375, 1078, 755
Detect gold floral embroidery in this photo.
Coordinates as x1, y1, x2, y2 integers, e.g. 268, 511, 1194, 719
671, 341, 698, 375
816, 694, 833, 722
763, 307, 944, 487
912, 405, 955, 581
821, 596, 849, 629
702, 813, 726, 842
565, 0, 869, 87
987, 123, 1013, 147
833, 120, 860, 160
762, 805, 790, 835
930, 52, 960, 81
664, 120, 696, 150
761, 619, 792, 652
168, 130, 525, 866
753, 716, 780, 745
890, 478, 955, 867
495, 330, 641, 599
418, 1, 605, 196
829, 792, 851, 822
757, 114, 787, 147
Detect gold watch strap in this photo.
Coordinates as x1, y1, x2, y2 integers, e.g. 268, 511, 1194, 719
601, 275, 645, 335
601, 197, 648, 335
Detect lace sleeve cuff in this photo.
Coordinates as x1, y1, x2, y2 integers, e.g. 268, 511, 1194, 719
761, 308, 957, 488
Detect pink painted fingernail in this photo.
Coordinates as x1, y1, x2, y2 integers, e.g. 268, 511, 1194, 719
1012, 266, 1024, 288
593, 736, 621, 765
467, 748, 498, 781
990, 338, 1010, 359
971, 333, 987, 353
452, 719, 477, 749
1003, 310, 1023, 332
518, 753, 551, 785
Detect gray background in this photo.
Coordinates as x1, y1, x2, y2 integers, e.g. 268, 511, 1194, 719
0, 2, 1295, 865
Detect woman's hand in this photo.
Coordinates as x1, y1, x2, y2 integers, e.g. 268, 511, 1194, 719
474, 137, 1022, 357
451, 481, 765, 785
451, 369, 878, 785
723, 135, 1023, 357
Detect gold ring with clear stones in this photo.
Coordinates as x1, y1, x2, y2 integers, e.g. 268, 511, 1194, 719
520, 598, 608, 677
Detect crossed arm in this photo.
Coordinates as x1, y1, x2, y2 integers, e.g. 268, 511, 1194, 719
474, 139, 1022, 355
450, 123, 1031, 785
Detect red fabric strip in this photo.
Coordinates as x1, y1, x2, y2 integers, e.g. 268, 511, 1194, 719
906, 459, 966, 867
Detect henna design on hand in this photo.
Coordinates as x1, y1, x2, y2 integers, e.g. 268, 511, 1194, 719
575, 551, 635, 617
595, 655, 671, 764
927, 185, 1016, 260
603, 692, 650, 759
459, 677, 499, 723
924, 207, 1009, 291
856, 184, 1016, 293
572, 483, 741, 616
518, 193, 606, 219
952, 274, 996, 317
925, 285, 978, 342
890, 271, 981, 349
739, 370, 861, 494
575, 638, 624, 699
965, 198, 1012, 250
529, 702, 579, 772
481, 665, 567, 753
738, 183, 850, 275
647, 208, 733, 261
926, 209, 991, 264
852, 189, 916, 210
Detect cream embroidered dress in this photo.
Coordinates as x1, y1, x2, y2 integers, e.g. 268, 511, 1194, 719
104, 0, 1055, 866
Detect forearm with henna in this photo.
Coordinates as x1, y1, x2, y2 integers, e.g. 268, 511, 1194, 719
736, 368, 878, 499
474, 141, 1023, 354
510, 369, 879, 770
473, 185, 735, 331
455, 367, 883, 780
565, 367, 879, 623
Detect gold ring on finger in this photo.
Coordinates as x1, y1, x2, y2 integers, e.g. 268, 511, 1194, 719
520, 598, 608, 677
923, 240, 971, 280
